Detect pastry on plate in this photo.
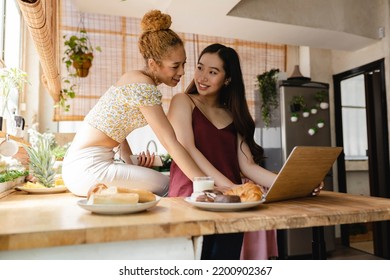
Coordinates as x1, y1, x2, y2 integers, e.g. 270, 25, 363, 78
87, 183, 155, 205
195, 189, 241, 203
223, 182, 263, 202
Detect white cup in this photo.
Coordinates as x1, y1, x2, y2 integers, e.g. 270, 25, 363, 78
0, 134, 19, 157
193, 176, 214, 192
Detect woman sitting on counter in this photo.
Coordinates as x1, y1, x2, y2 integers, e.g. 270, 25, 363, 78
62, 10, 213, 197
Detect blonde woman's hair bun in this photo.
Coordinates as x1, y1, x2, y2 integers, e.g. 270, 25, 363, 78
141, 10, 172, 32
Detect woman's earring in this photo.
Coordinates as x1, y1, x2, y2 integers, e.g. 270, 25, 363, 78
225, 78, 231, 86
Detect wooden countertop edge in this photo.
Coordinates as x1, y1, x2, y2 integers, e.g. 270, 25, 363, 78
0, 221, 216, 251
1, 192, 390, 251
0, 209, 382, 251
1, 210, 389, 252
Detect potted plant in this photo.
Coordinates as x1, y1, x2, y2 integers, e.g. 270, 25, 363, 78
315, 90, 329, 109
0, 67, 29, 131
0, 169, 29, 193
290, 112, 299, 122
62, 29, 101, 78
27, 129, 71, 175
308, 127, 318, 136
159, 153, 172, 172
290, 95, 305, 112
317, 119, 325, 128
310, 106, 318, 114
302, 107, 310, 118
257, 69, 280, 128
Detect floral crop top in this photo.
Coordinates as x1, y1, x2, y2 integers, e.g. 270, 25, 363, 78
85, 83, 162, 143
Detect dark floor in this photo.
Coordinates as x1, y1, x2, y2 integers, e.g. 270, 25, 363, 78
287, 240, 383, 260
326, 243, 383, 260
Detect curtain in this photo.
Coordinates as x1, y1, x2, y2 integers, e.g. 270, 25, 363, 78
16, 0, 61, 106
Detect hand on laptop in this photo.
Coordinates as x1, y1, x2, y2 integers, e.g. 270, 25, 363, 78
312, 181, 324, 196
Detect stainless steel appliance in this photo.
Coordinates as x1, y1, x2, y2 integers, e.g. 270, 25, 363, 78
259, 79, 335, 257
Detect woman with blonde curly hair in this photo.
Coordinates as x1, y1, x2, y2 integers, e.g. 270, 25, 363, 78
62, 10, 211, 197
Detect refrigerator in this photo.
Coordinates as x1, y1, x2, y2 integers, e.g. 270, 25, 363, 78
258, 79, 336, 257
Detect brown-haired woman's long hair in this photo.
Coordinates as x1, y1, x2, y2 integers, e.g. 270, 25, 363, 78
186, 43, 264, 164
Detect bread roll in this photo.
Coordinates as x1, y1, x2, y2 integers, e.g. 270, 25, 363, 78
93, 193, 139, 205
87, 183, 108, 199
223, 182, 263, 202
116, 187, 156, 202
87, 184, 156, 204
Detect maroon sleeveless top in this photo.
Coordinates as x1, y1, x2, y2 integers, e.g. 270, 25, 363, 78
168, 106, 242, 197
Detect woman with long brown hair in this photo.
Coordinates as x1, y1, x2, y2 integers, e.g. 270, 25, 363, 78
168, 43, 277, 259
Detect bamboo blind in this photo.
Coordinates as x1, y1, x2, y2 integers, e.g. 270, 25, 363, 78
16, 0, 61, 103
57, 0, 286, 122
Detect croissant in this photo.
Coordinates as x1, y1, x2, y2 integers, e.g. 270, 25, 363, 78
223, 182, 264, 202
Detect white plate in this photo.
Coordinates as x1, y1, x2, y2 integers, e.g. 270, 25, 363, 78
184, 197, 265, 212
77, 195, 161, 215
15, 185, 68, 194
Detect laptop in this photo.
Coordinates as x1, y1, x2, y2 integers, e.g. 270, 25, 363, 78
263, 146, 343, 203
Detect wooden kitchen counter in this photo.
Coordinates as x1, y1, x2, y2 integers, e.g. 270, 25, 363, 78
1, 190, 390, 256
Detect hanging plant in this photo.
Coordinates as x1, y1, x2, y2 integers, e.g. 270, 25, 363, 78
257, 68, 279, 128
56, 78, 77, 112
60, 28, 101, 112
62, 29, 101, 78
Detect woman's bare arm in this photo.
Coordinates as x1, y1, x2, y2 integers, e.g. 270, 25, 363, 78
140, 102, 206, 181
237, 134, 277, 189
167, 93, 236, 189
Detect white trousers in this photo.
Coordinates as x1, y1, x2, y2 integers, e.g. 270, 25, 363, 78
62, 146, 169, 197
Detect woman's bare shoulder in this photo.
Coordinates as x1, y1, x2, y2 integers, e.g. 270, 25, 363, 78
169, 93, 194, 112
172, 93, 195, 102
115, 70, 154, 86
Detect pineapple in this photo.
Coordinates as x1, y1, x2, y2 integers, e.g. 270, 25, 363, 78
24, 135, 56, 188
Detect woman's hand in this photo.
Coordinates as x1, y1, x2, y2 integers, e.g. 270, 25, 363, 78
136, 151, 155, 168
214, 183, 245, 194
241, 177, 269, 194
214, 185, 234, 194
312, 181, 324, 196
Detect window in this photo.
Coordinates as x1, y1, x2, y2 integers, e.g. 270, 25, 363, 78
57, 1, 286, 125
340, 74, 368, 159
0, 0, 23, 114
1, 0, 22, 68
